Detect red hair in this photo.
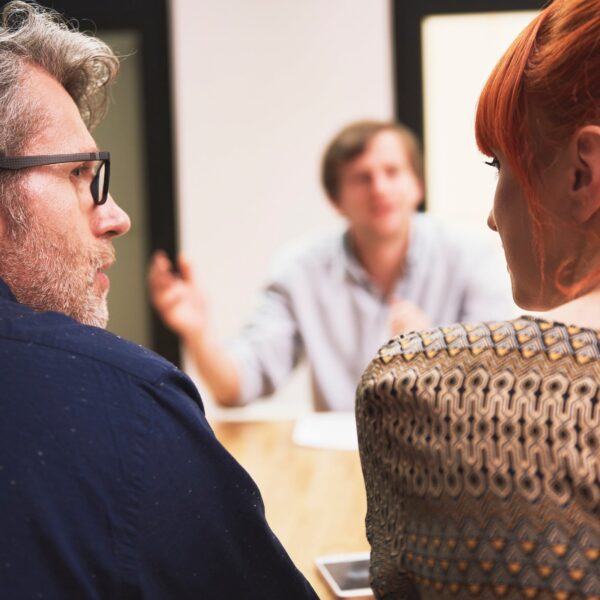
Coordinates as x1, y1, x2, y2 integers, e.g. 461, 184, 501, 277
475, 0, 600, 298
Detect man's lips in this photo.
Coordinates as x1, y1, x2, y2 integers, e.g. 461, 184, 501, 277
371, 203, 396, 216
96, 262, 113, 290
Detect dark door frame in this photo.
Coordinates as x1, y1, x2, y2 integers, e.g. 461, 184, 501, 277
392, 0, 546, 143
14, 0, 181, 365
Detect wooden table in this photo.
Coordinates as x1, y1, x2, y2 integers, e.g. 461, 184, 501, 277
212, 419, 370, 599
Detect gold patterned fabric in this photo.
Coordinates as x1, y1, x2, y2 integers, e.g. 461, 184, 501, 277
356, 317, 600, 600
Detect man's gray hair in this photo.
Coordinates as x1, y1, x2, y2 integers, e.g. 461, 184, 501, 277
0, 1, 119, 236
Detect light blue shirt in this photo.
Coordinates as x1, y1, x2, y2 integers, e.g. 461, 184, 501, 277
230, 214, 515, 411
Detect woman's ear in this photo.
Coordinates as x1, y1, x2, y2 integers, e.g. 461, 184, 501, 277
571, 125, 600, 223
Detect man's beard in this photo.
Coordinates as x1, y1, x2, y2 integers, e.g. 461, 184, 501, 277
0, 218, 115, 329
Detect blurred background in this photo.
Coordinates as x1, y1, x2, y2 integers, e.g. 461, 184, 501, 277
23, 0, 542, 418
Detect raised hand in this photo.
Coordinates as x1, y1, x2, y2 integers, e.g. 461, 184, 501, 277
389, 297, 432, 336
148, 250, 209, 340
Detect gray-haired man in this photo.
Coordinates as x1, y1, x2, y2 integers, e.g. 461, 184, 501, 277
0, 3, 317, 598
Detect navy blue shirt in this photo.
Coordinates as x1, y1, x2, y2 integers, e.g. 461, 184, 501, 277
0, 279, 317, 599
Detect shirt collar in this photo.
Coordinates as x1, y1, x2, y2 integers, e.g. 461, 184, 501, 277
405, 212, 426, 271
341, 230, 371, 286
0, 277, 17, 302
341, 213, 424, 287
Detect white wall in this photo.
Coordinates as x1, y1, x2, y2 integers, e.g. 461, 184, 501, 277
421, 11, 539, 320
169, 0, 394, 419
422, 12, 537, 226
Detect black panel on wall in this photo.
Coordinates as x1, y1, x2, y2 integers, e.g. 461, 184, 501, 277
392, 0, 546, 144
0, 0, 181, 366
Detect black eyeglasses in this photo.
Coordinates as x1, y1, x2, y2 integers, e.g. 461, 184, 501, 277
0, 151, 110, 205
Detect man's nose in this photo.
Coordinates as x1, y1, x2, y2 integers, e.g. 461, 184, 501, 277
372, 173, 389, 196
487, 210, 497, 232
99, 193, 131, 238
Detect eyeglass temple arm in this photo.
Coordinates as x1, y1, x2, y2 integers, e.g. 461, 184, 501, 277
0, 152, 109, 170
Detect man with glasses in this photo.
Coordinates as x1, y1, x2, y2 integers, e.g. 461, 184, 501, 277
0, 3, 317, 599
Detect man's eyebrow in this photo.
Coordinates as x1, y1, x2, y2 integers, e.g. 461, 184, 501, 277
74, 146, 101, 156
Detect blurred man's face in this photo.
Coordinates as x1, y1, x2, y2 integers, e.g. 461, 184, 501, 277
335, 130, 423, 243
0, 64, 130, 327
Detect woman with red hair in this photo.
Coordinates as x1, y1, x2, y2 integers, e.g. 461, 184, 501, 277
356, 1, 600, 598
477, 0, 600, 312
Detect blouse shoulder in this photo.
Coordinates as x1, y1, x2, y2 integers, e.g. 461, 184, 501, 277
359, 317, 600, 393
356, 316, 600, 598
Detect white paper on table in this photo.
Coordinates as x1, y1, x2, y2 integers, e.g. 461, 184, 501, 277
292, 412, 358, 450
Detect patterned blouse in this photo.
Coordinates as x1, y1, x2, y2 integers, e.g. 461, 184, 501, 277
356, 317, 600, 600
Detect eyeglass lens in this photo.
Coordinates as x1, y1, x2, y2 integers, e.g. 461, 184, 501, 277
91, 161, 108, 205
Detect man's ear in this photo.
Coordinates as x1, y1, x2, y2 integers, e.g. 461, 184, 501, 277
413, 177, 425, 210
571, 125, 600, 223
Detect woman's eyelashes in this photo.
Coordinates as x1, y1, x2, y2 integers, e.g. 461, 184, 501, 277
484, 157, 500, 170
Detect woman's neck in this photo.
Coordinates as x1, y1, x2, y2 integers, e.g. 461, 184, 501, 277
539, 286, 600, 329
